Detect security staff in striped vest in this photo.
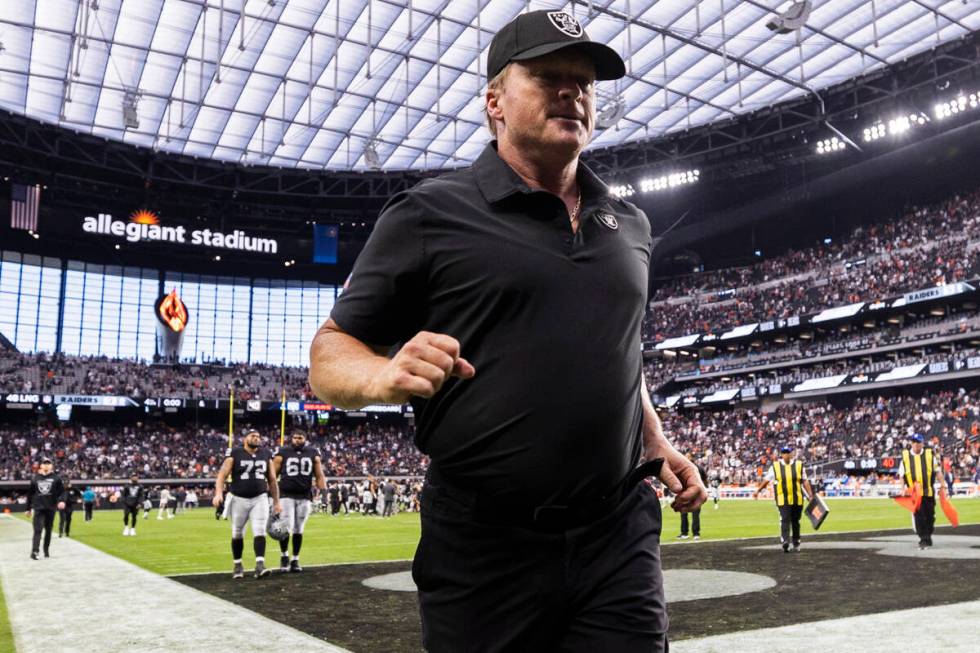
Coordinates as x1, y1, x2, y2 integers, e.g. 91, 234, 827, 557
896, 433, 941, 550
753, 445, 815, 553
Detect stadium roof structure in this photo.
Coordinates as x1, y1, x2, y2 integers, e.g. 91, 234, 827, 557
1, 0, 979, 173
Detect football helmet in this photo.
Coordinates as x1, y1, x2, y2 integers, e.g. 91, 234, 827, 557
267, 514, 290, 542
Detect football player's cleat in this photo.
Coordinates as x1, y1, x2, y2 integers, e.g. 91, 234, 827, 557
266, 515, 290, 543
254, 560, 270, 579
280, 555, 290, 572
232, 562, 244, 579
289, 559, 302, 573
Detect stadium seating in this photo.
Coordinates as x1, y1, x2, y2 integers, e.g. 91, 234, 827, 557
3, 189, 980, 489
645, 313, 980, 392
0, 351, 315, 400
644, 187, 980, 340
0, 422, 425, 481
661, 387, 980, 484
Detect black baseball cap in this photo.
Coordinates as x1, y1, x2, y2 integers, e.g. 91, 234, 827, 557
40, 456, 52, 464
487, 10, 626, 81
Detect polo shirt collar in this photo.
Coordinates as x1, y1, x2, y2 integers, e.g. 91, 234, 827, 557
473, 141, 610, 204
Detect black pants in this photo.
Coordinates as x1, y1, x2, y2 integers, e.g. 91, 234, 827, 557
414, 481, 668, 652
123, 505, 139, 528
914, 496, 936, 545
778, 504, 803, 546
84, 502, 94, 521
32, 509, 55, 555
680, 509, 700, 537
58, 508, 74, 536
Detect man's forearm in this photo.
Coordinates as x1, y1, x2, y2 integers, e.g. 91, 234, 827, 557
640, 382, 678, 458
309, 324, 388, 409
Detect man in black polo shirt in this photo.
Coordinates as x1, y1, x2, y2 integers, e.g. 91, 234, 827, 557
309, 9, 705, 651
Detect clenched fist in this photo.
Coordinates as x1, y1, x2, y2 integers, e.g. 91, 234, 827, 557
366, 331, 476, 404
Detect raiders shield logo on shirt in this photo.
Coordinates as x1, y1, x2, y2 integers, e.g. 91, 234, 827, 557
594, 211, 619, 230
547, 11, 583, 38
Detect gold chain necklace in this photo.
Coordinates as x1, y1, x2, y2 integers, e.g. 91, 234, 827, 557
570, 190, 582, 224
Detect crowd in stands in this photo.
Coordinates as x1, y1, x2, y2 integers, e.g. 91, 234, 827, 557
1, 387, 978, 491
3, 191, 980, 402
5, 189, 980, 501
0, 421, 426, 481
658, 346, 980, 399
315, 423, 427, 477
644, 188, 980, 340
665, 387, 980, 485
645, 312, 980, 392
0, 351, 315, 401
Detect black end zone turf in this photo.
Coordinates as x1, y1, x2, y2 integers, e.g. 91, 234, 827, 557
175, 524, 980, 653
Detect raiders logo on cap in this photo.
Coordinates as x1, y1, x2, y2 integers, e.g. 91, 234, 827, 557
547, 11, 583, 38
594, 211, 619, 230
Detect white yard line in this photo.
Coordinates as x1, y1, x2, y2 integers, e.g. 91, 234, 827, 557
0, 515, 352, 653
671, 600, 980, 652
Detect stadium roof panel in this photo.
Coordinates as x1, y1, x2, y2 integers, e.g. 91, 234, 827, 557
1, 0, 979, 172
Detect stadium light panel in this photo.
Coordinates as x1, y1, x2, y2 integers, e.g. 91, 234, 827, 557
636, 169, 700, 193
933, 93, 978, 120
862, 113, 928, 142
815, 136, 845, 154
610, 184, 635, 198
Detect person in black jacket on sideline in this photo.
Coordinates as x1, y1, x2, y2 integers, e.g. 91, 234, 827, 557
58, 479, 82, 538
26, 457, 66, 560
119, 474, 146, 536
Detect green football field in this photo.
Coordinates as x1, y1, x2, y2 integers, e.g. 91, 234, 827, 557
12, 497, 979, 576
0, 576, 12, 653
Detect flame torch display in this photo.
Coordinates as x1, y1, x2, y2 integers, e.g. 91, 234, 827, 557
155, 288, 190, 362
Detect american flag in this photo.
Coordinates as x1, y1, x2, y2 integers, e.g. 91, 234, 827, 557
10, 182, 41, 231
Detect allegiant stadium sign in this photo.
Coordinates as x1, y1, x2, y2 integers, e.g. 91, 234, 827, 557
82, 210, 279, 254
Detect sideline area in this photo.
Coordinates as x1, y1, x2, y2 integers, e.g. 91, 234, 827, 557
670, 600, 980, 652
0, 515, 351, 653
3, 511, 979, 652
